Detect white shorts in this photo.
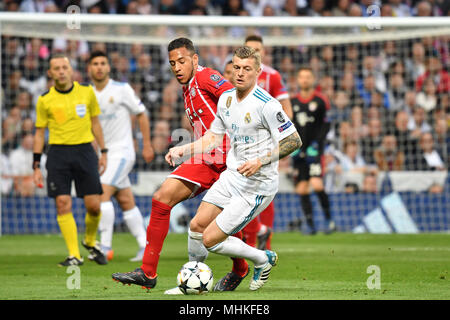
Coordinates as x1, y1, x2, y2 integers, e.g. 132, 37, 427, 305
202, 170, 275, 235
100, 156, 135, 190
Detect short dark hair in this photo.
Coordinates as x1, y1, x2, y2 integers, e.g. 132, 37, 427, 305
48, 53, 69, 64
168, 37, 196, 54
297, 66, 314, 75
88, 50, 108, 64
245, 34, 263, 44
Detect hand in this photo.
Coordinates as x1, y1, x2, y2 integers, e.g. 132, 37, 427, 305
237, 159, 262, 178
142, 144, 155, 163
33, 168, 44, 188
165, 146, 186, 167
98, 153, 107, 176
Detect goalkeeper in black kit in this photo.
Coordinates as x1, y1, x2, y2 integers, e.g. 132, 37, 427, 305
289, 67, 336, 235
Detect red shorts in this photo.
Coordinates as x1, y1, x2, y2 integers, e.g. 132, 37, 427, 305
167, 156, 226, 198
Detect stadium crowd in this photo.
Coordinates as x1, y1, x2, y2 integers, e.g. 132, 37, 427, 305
1, 0, 449, 197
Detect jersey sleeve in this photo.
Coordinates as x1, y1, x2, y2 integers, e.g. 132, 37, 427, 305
199, 69, 234, 100
88, 86, 101, 117
270, 71, 289, 101
123, 83, 146, 114
261, 100, 297, 142
35, 96, 48, 128
209, 96, 227, 135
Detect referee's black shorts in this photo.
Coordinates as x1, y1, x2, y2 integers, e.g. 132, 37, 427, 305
45, 143, 103, 198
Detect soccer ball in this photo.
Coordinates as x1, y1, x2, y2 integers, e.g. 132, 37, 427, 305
176, 261, 214, 295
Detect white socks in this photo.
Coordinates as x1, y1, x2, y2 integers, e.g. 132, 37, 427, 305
123, 206, 146, 249
188, 228, 209, 262
99, 202, 146, 250
99, 201, 115, 249
207, 235, 268, 268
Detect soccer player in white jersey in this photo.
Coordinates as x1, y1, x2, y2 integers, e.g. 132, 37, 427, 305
87, 51, 154, 261
166, 46, 302, 291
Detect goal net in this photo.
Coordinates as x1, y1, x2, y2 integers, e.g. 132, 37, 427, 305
1, 13, 449, 235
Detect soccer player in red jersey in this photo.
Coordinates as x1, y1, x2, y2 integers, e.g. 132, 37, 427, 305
112, 38, 249, 292
242, 35, 294, 250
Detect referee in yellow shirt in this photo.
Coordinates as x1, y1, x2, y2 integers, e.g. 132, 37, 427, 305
33, 54, 108, 266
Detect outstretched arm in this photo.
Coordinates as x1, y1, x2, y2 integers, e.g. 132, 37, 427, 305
237, 131, 302, 177
165, 130, 224, 167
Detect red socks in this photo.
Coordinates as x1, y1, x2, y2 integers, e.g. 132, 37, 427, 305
141, 199, 172, 278
242, 218, 260, 248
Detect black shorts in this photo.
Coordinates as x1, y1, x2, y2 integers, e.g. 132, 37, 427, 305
293, 152, 324, 183
45, 143, 103, 198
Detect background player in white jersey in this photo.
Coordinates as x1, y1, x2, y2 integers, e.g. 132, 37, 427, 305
88, 51, 154, 261
166, 46, 302, 291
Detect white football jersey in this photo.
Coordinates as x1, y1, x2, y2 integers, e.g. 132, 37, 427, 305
94, 79, 146, 160
210, 84, 297, 195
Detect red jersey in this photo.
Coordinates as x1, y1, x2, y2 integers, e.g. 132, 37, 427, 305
182, 65, 233, 164
257, 64, 289, 101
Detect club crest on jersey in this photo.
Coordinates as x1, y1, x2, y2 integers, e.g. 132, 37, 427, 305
75, 104, 86, 118
226, 96, 232, 108
258, 80, 266, 88
309, 101, 318, 112
210, 74, 220, 82
190, 87, 196, 97
244, 112, 251, 124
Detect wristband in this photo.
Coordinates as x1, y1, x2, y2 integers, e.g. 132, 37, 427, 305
100, 148, 108, 153
33, 153, 42, 170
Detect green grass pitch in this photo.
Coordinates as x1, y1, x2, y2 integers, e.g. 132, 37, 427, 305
0, 232, 448, 300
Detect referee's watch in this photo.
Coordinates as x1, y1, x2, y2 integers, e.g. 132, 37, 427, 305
100, 148, 108, 153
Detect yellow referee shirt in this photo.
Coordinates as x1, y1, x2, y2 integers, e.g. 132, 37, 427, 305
35, 82, 101, 145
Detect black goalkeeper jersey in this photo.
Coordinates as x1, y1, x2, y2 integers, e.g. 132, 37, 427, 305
291, 91, 330, 153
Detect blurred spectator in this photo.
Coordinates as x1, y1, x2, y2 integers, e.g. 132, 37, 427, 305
19, 54, 47, 105
389, 0, 412, 16
414, 0, 433, 16
158, 0, 179, 14
1, 153, 13, 195
387, 73, 408, 111
331, 0, 350, 16
374, 135, 405, 171
14, 91, 34, 120
362, 172, 378, 194
19, 0, 56, 12
405, 42, 427, 84
144, 120, 172, 170
339, 71, 362, 106
281, 0, 307, 16
433, 118, 449, 168
222, 0, 244, 15
135, 0, 152, 14
360, 55, 387, 93
403, 90, 418, 115
3, 70, 22, 109
243, 0, 283, 16
408, 106, 432, 139
379, 41, 398, 76
329, 90, 351, 128
2, 107, 22, 153
358, 74, 389, 108
334, 140, 367, 174
415, 56, 450, 94
416, 77, 437, 112
410, 132, 445, 171
26, 38, 50, 60
349, 106, 368, 140
392, 110, 419, 169
9, 133, 35, 197
428, 183, 444, 194
132, 52, 161, 104
307, 0, 326, 16
360, 118, 382, 165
